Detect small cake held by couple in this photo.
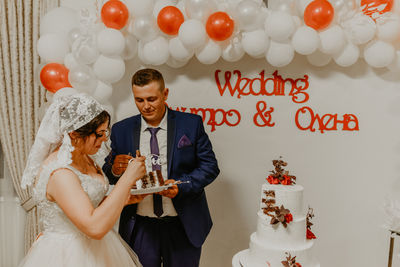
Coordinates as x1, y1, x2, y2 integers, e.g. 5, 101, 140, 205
19, 69, 220, 267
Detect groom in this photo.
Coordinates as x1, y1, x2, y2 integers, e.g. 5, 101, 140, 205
103, 68, 220, 267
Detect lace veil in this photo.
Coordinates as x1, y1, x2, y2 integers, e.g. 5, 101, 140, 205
21, 93, 105, 189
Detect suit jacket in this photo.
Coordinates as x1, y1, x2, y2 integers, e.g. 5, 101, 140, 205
102, 108, 220, 248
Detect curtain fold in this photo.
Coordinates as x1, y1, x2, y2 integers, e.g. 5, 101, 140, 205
0, 0, 59, 253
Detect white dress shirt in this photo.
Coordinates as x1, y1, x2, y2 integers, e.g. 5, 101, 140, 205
136, 109, 178, 217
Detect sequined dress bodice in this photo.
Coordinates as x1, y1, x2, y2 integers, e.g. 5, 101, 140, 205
33, 161, 109, 235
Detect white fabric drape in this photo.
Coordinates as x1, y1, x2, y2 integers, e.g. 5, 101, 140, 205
0, 0, 59, 253
0, 173, 26, 267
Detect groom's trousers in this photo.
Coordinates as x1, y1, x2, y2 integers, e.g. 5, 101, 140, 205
130, 215, 202, 267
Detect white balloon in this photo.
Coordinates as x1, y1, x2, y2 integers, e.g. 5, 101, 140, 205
93, 81, 113, 103
166, 57, 190, 68
102, 102, 114, 117
93, 55, 126, 83
153, 0, 175, 18
185, 0, 217, 22
333, 41, 360, 67
330, 0, 356, 23
266, 40, 294, 67
234, 0, 264, 32
142, 36, 170, 65
364, 40, 395, 68
176, 1, 188, 20
40, 7, 79, 36
342, 13, 376, 45
37, 34, 70, 63
307, 50, 332, 66
125, 0, 155, 16
296, 0, 313, 16
195, 39, 222, 64
72, 36, 99, 65
121, 34, 138, 60
68, 64, 97, 94
242, 29, 269, 58
387, 51, 400, 72
222, 36, 245, 62
53, 87, 78, 100
97, 28, 125, 56
291, 26, 319, 55
45, 90, 54, 102
292, 15, 302, 28
268, 0, 298, 15
128, 16, 159, 42
64, 53, 80, 70
67, 27, 81, 47
169, 37, 194, 61
376, 15, 400, 43
178, 19, 207, 49
319, 25, 346, 55
265, 11, 296, 42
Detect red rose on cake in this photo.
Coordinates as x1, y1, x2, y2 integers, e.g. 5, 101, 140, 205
284, 213, 293, 223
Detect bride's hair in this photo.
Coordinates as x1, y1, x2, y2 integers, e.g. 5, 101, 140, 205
74, 110, 110, 139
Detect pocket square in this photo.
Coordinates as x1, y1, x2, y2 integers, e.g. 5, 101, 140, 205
178, 134, 192, 148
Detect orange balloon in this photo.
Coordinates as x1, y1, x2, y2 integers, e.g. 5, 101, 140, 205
40, 63, 72, 93
361, 0, 393, 19
206, 12, 234, 42
101, 0, 129, 30
157, 6, 184, 35
304, 0, 334, 31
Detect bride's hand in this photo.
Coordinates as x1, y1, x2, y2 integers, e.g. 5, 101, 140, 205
124, 155, 146, 185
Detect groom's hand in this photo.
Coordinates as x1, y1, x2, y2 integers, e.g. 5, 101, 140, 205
125, 194, 149, 205
158, 179, 178, 198
112, 154, 133, 176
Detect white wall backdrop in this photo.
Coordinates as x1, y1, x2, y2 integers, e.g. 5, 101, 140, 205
56, 0, 400, 266
100, 53, 400, 267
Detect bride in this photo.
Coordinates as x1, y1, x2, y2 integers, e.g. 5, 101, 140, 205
19, 93, 145, 267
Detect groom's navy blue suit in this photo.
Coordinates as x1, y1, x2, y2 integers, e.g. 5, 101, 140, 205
103, 108, 219, 265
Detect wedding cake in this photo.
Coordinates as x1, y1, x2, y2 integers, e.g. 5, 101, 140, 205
233, 159, 319, 267
134, 170, 165, 189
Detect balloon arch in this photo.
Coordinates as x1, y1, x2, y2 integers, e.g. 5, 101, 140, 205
37, 0, 400, 109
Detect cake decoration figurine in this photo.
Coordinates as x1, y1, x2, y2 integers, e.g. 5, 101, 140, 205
306, 207, 317, 240
267, 157, 296, 185
281, 252, 302, 267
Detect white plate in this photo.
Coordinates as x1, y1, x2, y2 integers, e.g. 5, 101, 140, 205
130, 184, 172, 195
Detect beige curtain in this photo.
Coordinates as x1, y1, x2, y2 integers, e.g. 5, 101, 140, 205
0, 0, 59, 252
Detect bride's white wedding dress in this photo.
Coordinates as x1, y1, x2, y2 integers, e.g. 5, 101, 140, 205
19, 161, 142, 267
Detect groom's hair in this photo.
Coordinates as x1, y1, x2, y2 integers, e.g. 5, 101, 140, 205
131, 68, 165, 92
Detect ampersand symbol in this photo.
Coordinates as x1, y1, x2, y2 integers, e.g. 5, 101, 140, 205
253, 101, 275, 127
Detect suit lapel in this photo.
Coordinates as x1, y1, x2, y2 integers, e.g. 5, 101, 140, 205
132, 116, 141, 153
167, 109, 176, 176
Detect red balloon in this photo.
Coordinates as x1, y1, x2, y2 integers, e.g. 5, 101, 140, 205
101, 0, 129, 30
40, 63, 71, 93
361, 0, 393, 19
206, 12, 234, 42
157, 6, 184, 35
304, 0, 334, 31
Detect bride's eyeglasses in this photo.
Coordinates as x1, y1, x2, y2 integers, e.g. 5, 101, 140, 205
93, 129, 110, 139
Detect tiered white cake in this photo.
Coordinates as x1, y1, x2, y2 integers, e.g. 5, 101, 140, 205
233, 159, 319, 267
